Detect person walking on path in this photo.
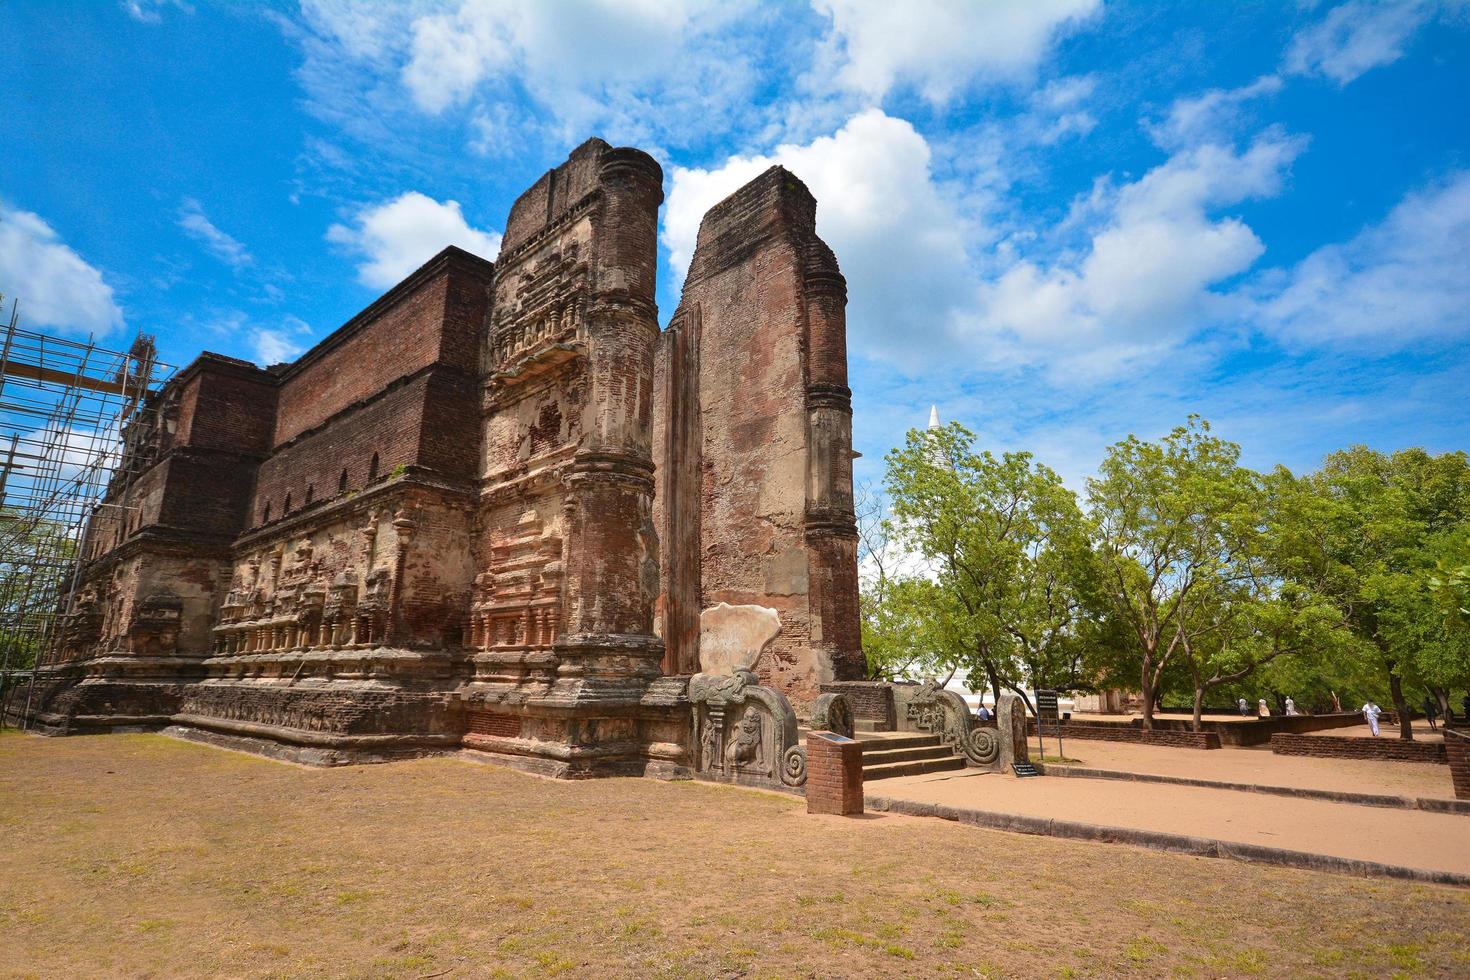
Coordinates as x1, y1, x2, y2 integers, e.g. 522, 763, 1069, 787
1423, 695, 1438, 732
1285, 697, 1299, 716
1362, 700, 1382, 737
1238, 698, 1250, 716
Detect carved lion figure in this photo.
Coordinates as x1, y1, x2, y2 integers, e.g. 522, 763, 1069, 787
724, 705, 763, 769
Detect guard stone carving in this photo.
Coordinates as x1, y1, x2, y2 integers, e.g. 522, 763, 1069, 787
689, 667, 807, 789
907, 679, 1003, 770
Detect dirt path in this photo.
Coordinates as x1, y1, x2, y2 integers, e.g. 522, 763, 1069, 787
874, 768, 1470, 875
1039, 738, 1453, 798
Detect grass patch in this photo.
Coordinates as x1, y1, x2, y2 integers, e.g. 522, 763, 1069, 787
2, 732, 1467, 978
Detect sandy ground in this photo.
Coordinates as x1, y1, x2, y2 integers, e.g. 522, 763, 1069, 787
874, 769, 1470, 876
1307, 720, 1444, 742
1035, 738, 1454, 798
5, 731, 1470, 979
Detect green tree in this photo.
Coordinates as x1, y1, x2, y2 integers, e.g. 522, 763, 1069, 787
1304, 447, 1470, 738
1086, 417, 1264, 731
856, 483, 945, 681
883, 422, 1094, 709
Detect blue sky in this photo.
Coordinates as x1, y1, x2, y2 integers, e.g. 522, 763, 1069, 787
3, 0, 1467, 489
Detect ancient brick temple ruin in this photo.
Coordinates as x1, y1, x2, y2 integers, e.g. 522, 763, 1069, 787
16, 139, 865, 778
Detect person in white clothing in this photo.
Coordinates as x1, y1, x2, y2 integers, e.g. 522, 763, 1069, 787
1284, 697, 1298, 716
1362, 701, 1382, 736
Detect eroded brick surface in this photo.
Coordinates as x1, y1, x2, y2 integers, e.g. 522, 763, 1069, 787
653, 167, 863, 709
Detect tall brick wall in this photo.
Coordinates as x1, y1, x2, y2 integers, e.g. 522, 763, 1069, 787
465, 137, 669, 759
269, 253, 489, 447
249, 378, 430, 529
174, 356, 278, 455
654, 167, 863, 705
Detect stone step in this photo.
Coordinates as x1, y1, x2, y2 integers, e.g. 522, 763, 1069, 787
854, 733, 944, 751
862, 756, 968, 780
861, 745, 958, 765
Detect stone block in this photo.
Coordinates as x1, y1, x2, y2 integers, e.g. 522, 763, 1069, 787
698, 603, 781, 675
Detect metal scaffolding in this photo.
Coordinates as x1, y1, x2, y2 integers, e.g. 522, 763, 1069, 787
0, 297, 174, 726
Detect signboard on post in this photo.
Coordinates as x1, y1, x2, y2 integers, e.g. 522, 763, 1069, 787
1036, 689, 1062, 760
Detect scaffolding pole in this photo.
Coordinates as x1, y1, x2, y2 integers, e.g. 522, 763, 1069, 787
0, 296, 174, 727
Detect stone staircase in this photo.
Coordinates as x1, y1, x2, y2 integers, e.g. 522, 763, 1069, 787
856, 732, 967, 780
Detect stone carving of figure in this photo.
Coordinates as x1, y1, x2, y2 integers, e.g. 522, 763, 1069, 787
725, 705, 763, 770
699, 716, 718, 771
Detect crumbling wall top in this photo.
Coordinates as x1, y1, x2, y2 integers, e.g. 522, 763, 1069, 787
500, 138, 663, 257
683, 166, 841, 292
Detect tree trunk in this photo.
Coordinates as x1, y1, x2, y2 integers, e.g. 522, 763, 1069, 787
1387, 670, 1413, 741
1432, 687, 1450, 724
1191, 686, 1205, 733
1140, 654, 1156, 731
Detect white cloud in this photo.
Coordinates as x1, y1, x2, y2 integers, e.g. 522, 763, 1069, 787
202, 310, 313, 367
178, 198, 252, 269
1284, 0, 1435, 85
292, 0, 764, 152
327, 191, 501, 289
0, 204, 124, 336
1029, 75, 1098, 144
970, 131, 1308, 379
121, 0, 194, 23
1146, 75, 1283, 150
811, 0, 1101, 103
251, 315, 314, 366
1253, 171, 1470, 346
664, 109, 975, 366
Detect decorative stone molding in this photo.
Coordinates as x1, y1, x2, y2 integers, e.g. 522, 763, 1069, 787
906, 680, 1003, 771
690, 667, 806, 789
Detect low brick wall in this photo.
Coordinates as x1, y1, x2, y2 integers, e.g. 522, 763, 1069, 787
1270, 733, 1448, 764
1028, 719, 1221, 750
806, 732, 864, 815
821, 681, 895, 731
1149, 712, 1365, 746
1440, 731, 1468, 798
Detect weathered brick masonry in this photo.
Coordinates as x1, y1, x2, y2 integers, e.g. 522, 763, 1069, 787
1270, 732, 1449, 764
1446, 731, 1470, 799
1027, 719, 1223, 750
19, 138, 865, 775
820, 681, 895, 730
654, 167, 863, 707
806, 732, 864, 815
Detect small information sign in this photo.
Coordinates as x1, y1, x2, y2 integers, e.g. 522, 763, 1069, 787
1035, 689, 1063, 759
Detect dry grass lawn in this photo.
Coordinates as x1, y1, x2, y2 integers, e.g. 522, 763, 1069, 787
2, 730, 1468, 978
